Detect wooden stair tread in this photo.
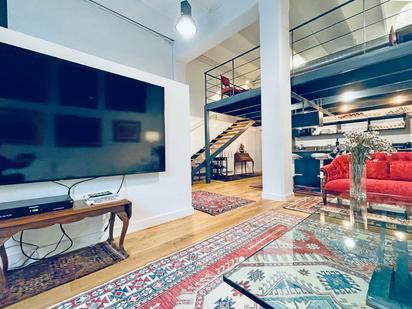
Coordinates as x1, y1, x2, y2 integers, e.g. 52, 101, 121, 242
191, 119, 255, 176
231, 123, 250, 127
216, 137, 232, 141
231, 123, 249, 127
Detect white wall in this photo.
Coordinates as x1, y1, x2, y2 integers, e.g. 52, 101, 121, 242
0, 29, 192, 268
187, 59, 209, 120
187, 59, 262, 172
7, 0, 175, 79
175, 0, 258, 63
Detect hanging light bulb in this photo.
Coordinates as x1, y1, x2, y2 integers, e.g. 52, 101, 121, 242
176, 0, 197, 38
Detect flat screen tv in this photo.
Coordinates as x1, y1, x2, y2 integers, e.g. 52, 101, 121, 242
0, 42, 165, 185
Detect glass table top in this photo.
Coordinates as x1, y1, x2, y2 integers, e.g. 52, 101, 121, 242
223, 202, 412, 309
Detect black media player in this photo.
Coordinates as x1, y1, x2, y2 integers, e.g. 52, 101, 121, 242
0, 195, 73, 220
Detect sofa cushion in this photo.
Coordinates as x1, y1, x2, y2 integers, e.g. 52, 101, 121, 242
370, 152, 389, 161
366, 159, 390, 180
324, 178, 350, 194
390, 161, 412, 181
324, 178, 412, 201
388, 152, 412, 162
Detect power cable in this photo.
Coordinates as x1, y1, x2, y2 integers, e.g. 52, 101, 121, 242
19, 224, 73, 262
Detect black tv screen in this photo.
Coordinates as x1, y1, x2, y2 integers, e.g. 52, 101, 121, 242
0, 42, 165, 185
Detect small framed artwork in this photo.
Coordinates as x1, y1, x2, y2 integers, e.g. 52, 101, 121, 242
113, 120, 141, 143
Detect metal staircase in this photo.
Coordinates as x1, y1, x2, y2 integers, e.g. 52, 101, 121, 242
191, 119, 255, 179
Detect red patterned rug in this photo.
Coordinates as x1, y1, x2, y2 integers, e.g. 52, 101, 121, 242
52, 210, 304, 309
293, 185, 322, 196
282, 196, 322, 213
192, 190, 255, 215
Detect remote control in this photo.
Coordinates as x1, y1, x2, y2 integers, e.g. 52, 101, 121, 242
86, 194, 120, 206
86, 191, 113, 199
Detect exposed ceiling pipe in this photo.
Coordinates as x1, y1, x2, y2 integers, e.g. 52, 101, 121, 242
83, 0, 174, 43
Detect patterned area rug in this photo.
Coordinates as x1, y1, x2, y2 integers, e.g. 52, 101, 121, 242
192, 190, 255, 215
282, 196, 322, 213
225, 215, 412, 308
1, 241, 125, 308
293, 185, 322, 196
51, 210, 304, 309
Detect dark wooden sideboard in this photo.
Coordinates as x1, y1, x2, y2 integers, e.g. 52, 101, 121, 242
0, 199, 132, 288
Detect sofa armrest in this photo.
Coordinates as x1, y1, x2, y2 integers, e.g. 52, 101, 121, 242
320, 154, 350, 187
321, 163, 341, 185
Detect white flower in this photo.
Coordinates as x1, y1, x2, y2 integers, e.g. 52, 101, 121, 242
342, 129, 395, 163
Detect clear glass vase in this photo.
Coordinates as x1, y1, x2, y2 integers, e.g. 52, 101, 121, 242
349, 162, 367, 212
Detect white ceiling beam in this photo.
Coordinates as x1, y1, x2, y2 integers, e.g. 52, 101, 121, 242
219, 32, 257, 55
238, 22, 260, 46
200, 46, 251, 86
174, 0, 258, 64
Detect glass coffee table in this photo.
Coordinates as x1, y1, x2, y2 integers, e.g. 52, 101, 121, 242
223, 199, 412, 308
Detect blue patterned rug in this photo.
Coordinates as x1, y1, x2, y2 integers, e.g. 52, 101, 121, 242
225, 216, 412, 308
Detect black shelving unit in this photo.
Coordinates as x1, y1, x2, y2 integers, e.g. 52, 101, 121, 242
324, 113, 407, 126
295, 113, 408, 137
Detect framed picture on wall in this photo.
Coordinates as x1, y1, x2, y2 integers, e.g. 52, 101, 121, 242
113, 120, 141, 143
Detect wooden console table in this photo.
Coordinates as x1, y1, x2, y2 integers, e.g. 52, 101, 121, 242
0, 199, 132, 288
234, 152, 254, 175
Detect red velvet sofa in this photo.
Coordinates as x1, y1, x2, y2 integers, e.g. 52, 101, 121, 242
321, 152, 412, 205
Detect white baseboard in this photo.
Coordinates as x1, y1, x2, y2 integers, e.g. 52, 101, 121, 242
262, 191, 294, 201
113, 207, 194, 236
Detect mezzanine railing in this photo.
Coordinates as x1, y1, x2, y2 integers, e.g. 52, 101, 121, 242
204, 0, 412, 105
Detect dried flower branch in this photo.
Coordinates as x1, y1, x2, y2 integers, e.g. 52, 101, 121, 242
342, 129, 395, 164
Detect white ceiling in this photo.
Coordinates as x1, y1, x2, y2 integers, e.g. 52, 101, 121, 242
138, 0, 224, 24
199, 0, 412, 92
190, 0, 224, 16
99, 0, 412, 82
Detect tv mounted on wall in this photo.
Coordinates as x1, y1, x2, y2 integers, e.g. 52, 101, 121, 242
0, 42, 165, 186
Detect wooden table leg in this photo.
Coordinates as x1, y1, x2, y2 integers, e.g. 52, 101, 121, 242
117, 212, 129, 254
0, 237, 8, 288
108, 213, 115, 243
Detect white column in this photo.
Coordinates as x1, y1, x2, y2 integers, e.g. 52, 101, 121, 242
259, 0, 294, 201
